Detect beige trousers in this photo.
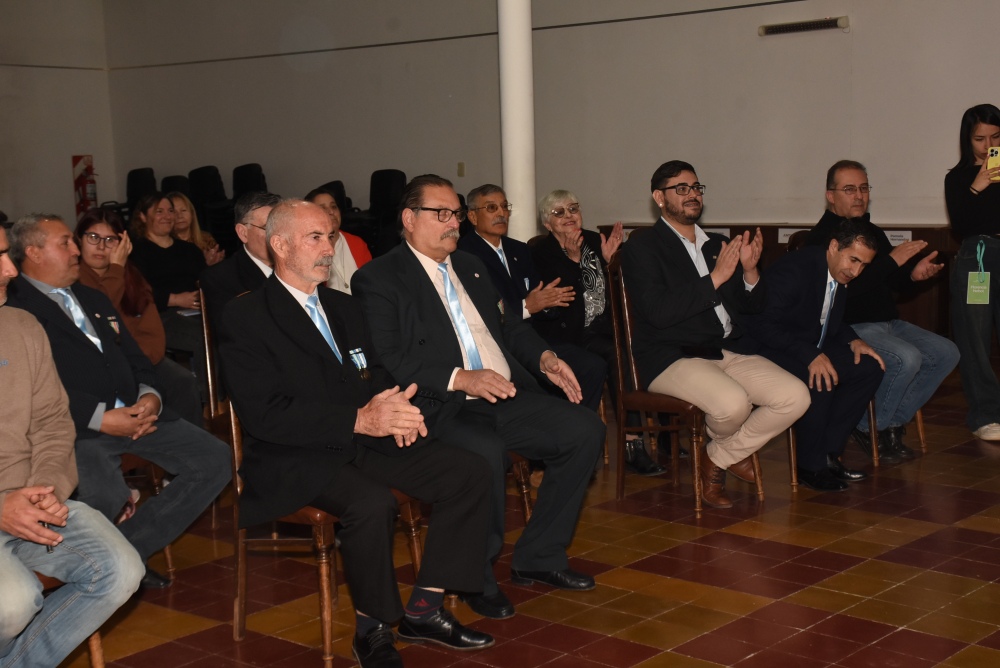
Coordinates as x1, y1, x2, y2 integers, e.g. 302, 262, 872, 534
648, 351, 810, 469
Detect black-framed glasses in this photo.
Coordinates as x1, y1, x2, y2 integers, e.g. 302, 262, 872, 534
827, 185, 872, 195
549, 204, 581, 218
412, 207, 467, 223
244, 222, 266, 231
658, 184, 706, 196
469, 202, 513, 214
81, 232, 121, 248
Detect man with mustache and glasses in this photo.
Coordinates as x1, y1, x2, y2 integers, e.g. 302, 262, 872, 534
457, 183, 607, 413
353, 175, 604, 622
622, 161, 811, 508
219, 199, 495, 667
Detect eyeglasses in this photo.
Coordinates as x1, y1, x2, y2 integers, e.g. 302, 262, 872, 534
658, 184, 706, 196
469, 202, 513, 214
244, 222, 267, 231
828, 185, 873, 195
81, 232, 121, 248
549, 204, 581, 218
412, 207, 467, 223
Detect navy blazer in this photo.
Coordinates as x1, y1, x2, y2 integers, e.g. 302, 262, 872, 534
219, 276, 400, 527
457, 232, 539, 317
620, 221, 765, 387
351, 243, 549, 429
744, 245, 858, 368
200, 246, 268, 339
7, 276, 168, 437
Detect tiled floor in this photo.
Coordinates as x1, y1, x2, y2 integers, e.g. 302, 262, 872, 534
60, 371, 1000, 667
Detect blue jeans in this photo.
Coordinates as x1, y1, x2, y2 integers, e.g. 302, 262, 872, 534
852, 320, 960, 431
0, 500, 143, 667
951, 235, 1000, 430
74, 419, 230, 562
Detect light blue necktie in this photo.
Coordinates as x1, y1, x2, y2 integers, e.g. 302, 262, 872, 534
52, 287, 102, 352
437, 263, 484, 370
817, 279, 837, 349
495, 246, 510, 275
304, 294, 343, 364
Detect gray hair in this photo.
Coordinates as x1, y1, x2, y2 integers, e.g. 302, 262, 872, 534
537, 189, 579, 225
263, 198, 309, 253
8, 213, 63, 266
467, 184, 505, 210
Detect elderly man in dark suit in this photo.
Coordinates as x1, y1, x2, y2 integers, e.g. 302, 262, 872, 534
352, 175, 605, 621
219, 199, 494, 667
200, 191, 281, 339
6, 214, 230, 590
457, 183, 607, 413
622, 160, 810, 509
745, 217, 885, 491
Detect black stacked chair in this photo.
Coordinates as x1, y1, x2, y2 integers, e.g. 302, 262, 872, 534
367, 169, 406, 256
126, 168, 157, 215
188, 166, 237, 254
232, 163, 267, 202
160, 175, 192, 198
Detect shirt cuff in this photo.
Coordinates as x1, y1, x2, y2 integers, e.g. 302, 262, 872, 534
88, 402, 107, 432
138, 385, 163, 415
522, 299, 530, 319
744, 278, 759, 292
447, 368, 460, 392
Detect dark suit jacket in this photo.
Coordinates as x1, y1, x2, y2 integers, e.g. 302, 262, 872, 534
218, 275, 401, 528
200, 246, 268, 339
351, 243, 549, 429
744, 245, 858, 369
620, 222, 766, 387
457, 232, 540, 316
7, 276, 167, 437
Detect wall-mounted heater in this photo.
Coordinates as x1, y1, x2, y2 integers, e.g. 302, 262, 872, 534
758, 16, 849, 36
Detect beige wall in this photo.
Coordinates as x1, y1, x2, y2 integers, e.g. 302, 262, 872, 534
1, 1, 996, 234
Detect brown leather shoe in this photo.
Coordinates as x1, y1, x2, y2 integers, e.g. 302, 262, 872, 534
699, 445, 733, 509
728, 456, 756, 484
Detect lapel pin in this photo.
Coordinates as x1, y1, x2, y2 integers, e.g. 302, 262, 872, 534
474, 273, 480, 278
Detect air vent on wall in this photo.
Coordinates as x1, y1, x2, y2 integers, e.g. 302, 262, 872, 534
758, 16, 849, 36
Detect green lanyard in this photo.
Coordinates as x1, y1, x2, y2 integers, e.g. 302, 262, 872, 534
977, 239, 987, 284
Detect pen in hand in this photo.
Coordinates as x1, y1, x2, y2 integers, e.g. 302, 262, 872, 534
41, 522, 54, 553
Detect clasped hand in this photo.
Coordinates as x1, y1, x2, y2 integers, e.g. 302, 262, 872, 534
0, 485, 67, 546
100, 393, 161, 439
355, 384, 427, 448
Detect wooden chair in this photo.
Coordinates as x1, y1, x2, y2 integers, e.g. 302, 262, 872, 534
34, 574, 105, 668
508, 452, 534, 522
118, 454, 175, 580
227, 402, 424, 668
607, 256, 766, 511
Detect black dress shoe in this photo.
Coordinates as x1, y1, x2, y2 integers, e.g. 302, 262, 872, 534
460, 590, 515, 619
885, 426, 916, 460
624, 438, 667, 476
796, 467, 848, 492
852, 428, 902, 464
826, 455, 868, 482
510, 567, 595, 590
140, 567, 172, 589
397, 608, 494, 651
353, 623, 402, 668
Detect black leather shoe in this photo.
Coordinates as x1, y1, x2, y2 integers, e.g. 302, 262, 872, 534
353, 623, 402, 668
852, 428, 902, 464
140, 567, 172, 589
510, 568, 596, 590
460, 590, 515, 619
624, 438, 667, 476
826, 455, 868, 482
796, 467, 848, 492
885, 426, 916, 460
397, 608, 494, 651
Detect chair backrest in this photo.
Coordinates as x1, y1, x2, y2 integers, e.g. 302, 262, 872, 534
232, 163, 267, 201
786, 229, 809, 252
126, 168, 156, 208
188, 165, 228, 204
161, 175, 191, 198
368, 169, 406, 217
318, 180, 350, 213
607, 254, 645, 399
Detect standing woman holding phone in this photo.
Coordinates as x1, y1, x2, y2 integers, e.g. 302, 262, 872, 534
945, 103, 1000, 440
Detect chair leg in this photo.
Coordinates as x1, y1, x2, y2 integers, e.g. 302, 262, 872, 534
398, 499, 423, 576
670, 430, 680, 487
313, 524, 338, 668
691, 414, 704, 517
787, 428, 798, 488
616, 421, 627, 500
598, 394, 610, 466
512, 459, 533, 522
87, 631, 105, 668
233, 528, 248, 641
868, 400, 880, 467
915, 408, 927, 453
751, 453, 764, 501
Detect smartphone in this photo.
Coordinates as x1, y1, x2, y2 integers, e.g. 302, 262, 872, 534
989, 146, 1000, 182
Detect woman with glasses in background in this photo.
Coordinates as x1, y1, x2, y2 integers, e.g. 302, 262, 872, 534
75, 207, 202, 425
531, 191, 663, 474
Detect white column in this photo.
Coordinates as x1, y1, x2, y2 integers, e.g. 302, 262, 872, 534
497, 0, 536, 241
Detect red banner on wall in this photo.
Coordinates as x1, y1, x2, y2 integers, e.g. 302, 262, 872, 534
72, 155, 97, 220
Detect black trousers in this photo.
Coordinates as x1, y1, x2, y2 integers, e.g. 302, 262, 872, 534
766, 345, 883, 471
309, 442, 490, 623
550, 343, 607, 412
433, 393, 605, 594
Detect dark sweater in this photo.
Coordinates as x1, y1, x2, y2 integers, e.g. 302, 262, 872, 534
130, 237, 207, 311
946, 164, 1000, 240
804, 210, 914, 324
